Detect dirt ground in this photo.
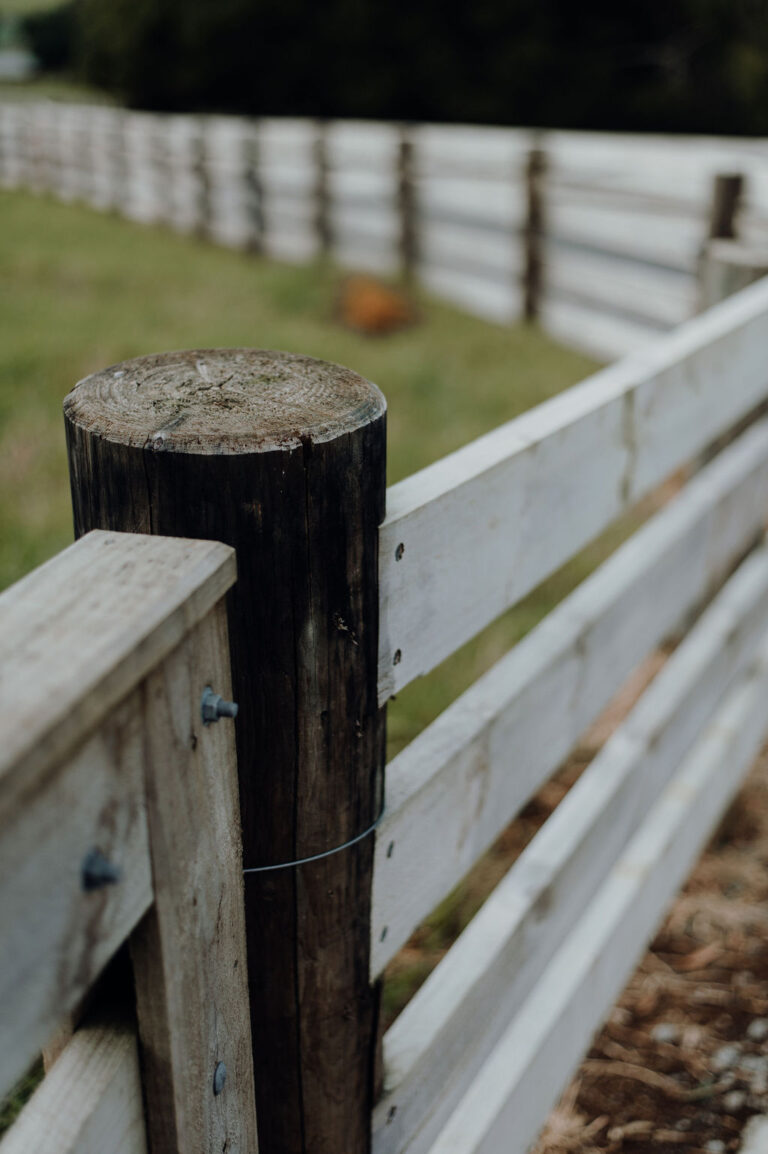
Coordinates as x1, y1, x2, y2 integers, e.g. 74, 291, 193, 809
534, 732, 768, 1154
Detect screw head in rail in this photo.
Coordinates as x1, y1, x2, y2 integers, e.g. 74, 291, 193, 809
201, 686, 239, 726
213, 1060, 227, 1095
82, 847, 121, 892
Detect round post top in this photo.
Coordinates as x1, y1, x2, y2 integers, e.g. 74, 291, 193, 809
64, 348, 386, 455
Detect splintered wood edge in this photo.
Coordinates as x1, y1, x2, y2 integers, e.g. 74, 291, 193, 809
0, 530, 236, 794
63, 348, 386, 455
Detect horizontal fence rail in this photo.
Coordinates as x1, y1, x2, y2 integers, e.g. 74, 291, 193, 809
5, 102, 768, 357
378, 277, 768, 699
424, 626, 768, 1154
372, 414, 768, 975
0, 530, 258, 1154
1, 1019, 146, 1154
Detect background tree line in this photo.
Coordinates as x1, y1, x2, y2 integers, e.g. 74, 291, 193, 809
21, 0, 768, 134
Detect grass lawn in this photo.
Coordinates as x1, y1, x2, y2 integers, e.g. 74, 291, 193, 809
0, 187, 626, 1088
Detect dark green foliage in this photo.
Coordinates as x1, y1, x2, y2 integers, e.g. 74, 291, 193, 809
62, 0, 768, 133
21, 2, 76, 72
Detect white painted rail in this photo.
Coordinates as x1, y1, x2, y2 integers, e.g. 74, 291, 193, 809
373, 541, 768, 1154
371, 416, 768, 975
378, 278, 768, 699
422, 624, 768, 1154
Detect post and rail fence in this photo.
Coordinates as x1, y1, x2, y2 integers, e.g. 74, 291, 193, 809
0, 529, 258, 1153
7, 100, 768, 356
5, 138, 768, 1153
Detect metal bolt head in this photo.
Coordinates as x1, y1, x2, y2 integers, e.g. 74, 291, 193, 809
213, 1060, 227, 1095
82, 847, 121, 892
201, 686, 239, 726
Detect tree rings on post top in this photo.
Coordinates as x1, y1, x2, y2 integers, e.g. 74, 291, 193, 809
63, 348, 386, 455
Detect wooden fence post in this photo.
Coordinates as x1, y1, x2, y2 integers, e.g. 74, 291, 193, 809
63, 348, 387, 1154
152, 114, 173, 226
707, 172, 744, 241
193, 118, 212, 238
398, 128, 417, 280
313, 119, 333, 257
523, 144, 547, 322
117, 111, 131, 217
242, 120, 264, 254
76, 109, 93, 206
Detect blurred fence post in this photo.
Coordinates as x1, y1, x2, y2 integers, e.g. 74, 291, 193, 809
523, 143, 547, 323
707, 172, 744, 241
398, 128, 418, 281
63, 347, 388, 1154
313, 119, 333, 257
242, 120, 264, 254
193, 117, 212, 238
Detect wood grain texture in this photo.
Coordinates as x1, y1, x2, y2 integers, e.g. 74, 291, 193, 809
0, 689, 151, 1102
0, 529, 235, 793
371, 417, 768, 976
424, 624, 768, 1154
64, 347, 388, 1154
373, 540, 768, 1154
131, 605, 258, 1154
379, 276, 768, 699
0, 1018, 147, 1154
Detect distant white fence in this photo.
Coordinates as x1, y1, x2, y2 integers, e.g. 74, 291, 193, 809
5, 101, 768, 357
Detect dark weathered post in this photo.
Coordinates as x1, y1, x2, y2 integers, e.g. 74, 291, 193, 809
63, 349, 387, 1154
313, 120, 333, 257
398, 129, 418, 281
523, 144, 547, 322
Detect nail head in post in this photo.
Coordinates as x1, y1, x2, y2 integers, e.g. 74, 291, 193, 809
201, 686, 239, 726
82, 847, 121, 892
213, 1060, 227, 1095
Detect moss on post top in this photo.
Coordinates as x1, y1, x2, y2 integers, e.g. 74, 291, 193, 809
64, 348, 386, 455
